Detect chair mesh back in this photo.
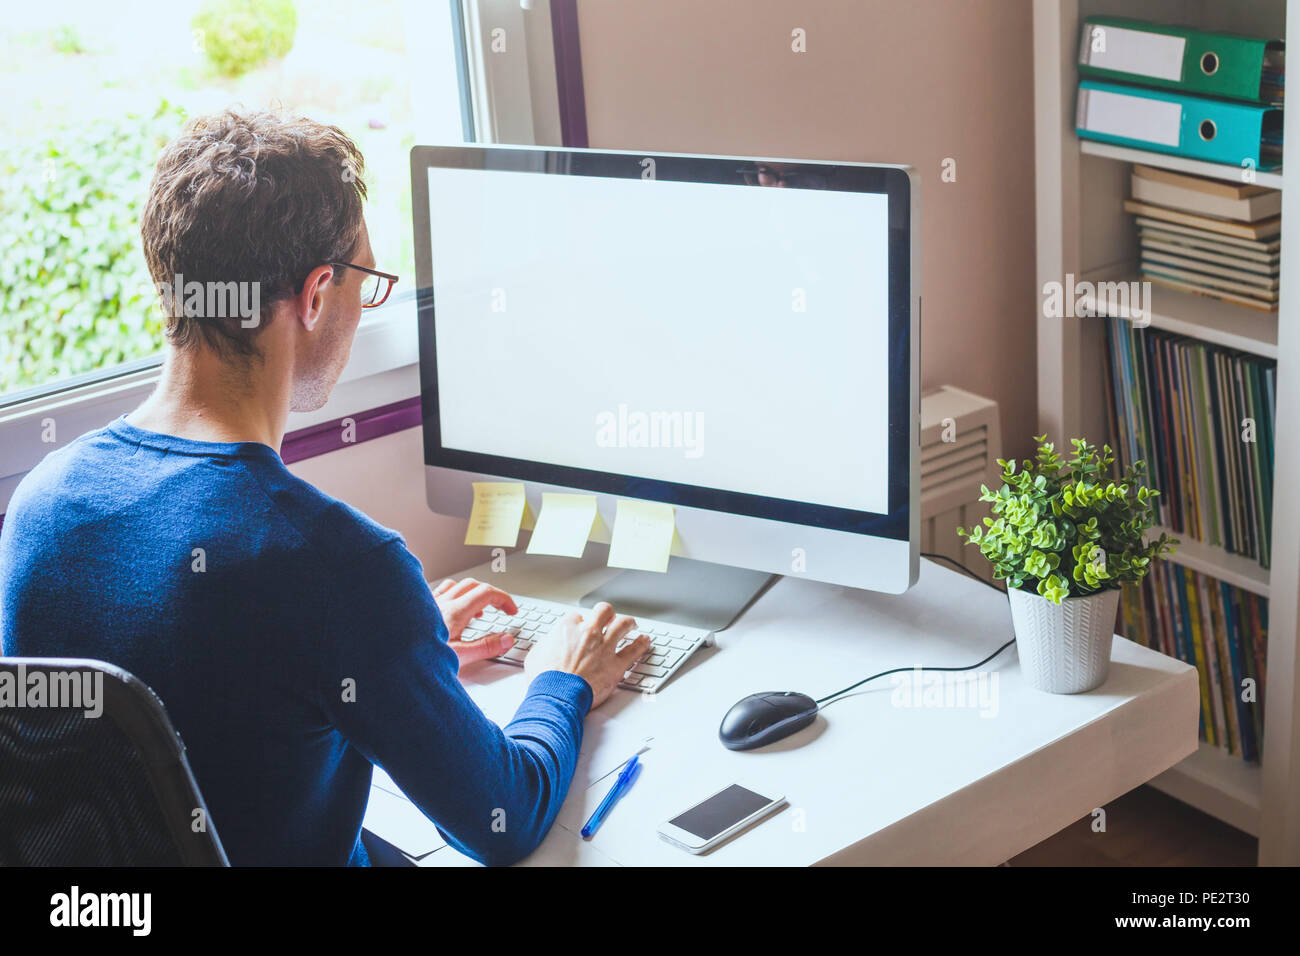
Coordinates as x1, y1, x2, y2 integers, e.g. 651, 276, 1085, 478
0, 659, 227, 866
0, 706, 180, 865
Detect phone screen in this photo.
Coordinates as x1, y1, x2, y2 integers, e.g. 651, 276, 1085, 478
669, 785, 774, 840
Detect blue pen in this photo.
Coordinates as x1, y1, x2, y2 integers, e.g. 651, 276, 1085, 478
581, 754, 640, 839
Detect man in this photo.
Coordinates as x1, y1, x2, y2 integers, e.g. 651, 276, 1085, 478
0, 110, 651, 866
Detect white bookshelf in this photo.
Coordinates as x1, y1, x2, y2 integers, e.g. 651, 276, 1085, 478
1153, 526, 1271, 598
1079, 140, 1286, 190
1078, 273, 1278, 358
1034, 0, 1299, 863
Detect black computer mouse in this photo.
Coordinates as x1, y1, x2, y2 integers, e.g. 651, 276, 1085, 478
718, 691, 819, 751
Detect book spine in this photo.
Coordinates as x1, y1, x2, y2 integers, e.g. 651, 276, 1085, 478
1106, 320, 1134, 473
1179, 566, 1215, 746
1252, 593, 1268, 750
1255, 595, 1269, 717
1246, 358, 1273, 566
1193, 346, 1222, 548
1197, 571, 1228, 750
1154, 336, 1180, 529
1209, 577, 1239, 754
1152, 562, 1171, 658
1134, 326, 1160, 520
1217, 351, 1245, 555
1225, 582, 1257, 762
1179, 342, 1206, 542
1233, 358, 1260, 561
1205, 348, 1233, 553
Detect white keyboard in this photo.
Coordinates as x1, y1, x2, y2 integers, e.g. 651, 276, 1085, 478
459, 595, 713, 694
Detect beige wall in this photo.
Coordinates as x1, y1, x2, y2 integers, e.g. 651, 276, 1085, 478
576, 0, 1038, 460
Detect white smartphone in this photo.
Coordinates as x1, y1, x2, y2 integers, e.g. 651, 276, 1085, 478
657, 783, 786, 854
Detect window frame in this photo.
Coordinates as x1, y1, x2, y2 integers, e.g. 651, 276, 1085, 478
460, 0, 563, 145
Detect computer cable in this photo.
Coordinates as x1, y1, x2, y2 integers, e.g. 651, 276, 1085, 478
813, 552, 1013, 706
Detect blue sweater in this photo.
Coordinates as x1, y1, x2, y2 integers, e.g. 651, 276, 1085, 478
0, 417, 592, 866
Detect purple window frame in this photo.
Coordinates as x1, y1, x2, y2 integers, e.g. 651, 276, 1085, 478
279, 396, 423, 465
550, 0, 590, 149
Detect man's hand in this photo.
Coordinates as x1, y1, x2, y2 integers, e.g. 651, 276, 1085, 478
524, 602, 653, 708
432, 577, 519, 671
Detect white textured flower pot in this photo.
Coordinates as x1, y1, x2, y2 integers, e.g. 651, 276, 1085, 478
1006, 587, 1121, 694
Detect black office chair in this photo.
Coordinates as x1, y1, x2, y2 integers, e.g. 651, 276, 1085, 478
0, 657, 228, 866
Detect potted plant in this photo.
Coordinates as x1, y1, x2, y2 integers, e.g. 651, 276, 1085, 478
958, 436, 1176, 694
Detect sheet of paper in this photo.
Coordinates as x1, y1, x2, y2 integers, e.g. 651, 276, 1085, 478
556, 719, 659, 832
607, 499, 676, 573
362, 784, 447, 858
464, 482, 532, 546
526, 493, 600, 557
371, 765, 400, 794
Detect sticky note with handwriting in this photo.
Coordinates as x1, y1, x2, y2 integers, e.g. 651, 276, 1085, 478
607, 499, 676, 573
527, 493, 599, 558
464, 482, 530, 547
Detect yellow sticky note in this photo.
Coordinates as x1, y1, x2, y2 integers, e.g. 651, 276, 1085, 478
608, 499, 676, 573
464, 482, 531, 547
527, 493, 599, 557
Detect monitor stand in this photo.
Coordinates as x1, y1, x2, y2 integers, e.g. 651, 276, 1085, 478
580, 559, 779, 633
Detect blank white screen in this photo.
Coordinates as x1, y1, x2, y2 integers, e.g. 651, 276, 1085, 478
428, 164, 891, 514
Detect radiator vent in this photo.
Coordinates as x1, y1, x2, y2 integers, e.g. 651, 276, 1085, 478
920, 385, 1001, 515
919, 386, 1002, 577
922, 424, 991, 505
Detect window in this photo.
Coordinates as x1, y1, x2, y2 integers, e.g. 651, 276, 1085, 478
0, 0, 467, 402
0, 0, 571, 514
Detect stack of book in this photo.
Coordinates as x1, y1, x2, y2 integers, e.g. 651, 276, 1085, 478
1124, 165, 1281, 312
1121, 562, 1267, 761
1105, 317, 1276, 567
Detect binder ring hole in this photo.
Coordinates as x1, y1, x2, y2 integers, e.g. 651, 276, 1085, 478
1198, 119, 1217, 141
1200, 51, 1219, 75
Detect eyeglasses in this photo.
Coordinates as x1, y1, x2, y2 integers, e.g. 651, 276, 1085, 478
330, 262, 400, 308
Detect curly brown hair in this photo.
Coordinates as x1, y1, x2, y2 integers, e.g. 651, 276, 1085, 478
141, 109, 367, 361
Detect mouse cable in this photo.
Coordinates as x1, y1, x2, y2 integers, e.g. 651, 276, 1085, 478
813, 552, 1013, 707
919, 552, 1005, 594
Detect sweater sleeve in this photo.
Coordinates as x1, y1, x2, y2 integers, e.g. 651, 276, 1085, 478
319, 538, 592, 865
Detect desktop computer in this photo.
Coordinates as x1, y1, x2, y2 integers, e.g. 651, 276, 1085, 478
411, 145, 919, 692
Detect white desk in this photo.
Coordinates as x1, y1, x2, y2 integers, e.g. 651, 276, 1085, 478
366, 553, 1199, 866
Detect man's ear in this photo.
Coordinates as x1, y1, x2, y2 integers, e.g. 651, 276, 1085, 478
294, 264, 335, 332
